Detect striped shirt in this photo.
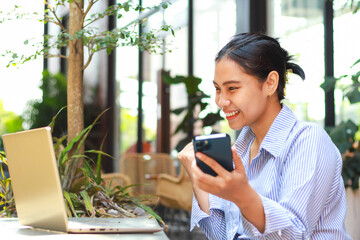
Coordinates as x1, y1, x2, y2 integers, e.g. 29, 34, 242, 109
190, 105, 351, 239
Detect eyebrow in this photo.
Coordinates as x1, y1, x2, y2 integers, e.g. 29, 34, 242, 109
213, 80, 241, 86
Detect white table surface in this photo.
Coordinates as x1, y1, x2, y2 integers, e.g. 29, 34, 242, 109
0, 217, 169, 239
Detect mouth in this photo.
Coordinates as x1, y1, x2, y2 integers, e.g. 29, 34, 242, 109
224, 110, 239, 120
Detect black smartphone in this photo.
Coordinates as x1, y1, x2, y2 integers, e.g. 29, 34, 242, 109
193, 133, 233, 177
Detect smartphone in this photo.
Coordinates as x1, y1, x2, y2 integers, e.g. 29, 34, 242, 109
193, 133, 233, 177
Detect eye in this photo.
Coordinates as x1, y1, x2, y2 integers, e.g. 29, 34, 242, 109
228, 87, 239, 91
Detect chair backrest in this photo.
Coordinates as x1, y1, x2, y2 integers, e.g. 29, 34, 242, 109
155, 165, 193, 211
120, 153, 176, 195
102, 173, 131, 189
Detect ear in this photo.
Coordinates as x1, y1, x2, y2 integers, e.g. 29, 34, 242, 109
264, 71, 279, 97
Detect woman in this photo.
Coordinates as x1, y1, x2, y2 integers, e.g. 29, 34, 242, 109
178, 33, 351, 239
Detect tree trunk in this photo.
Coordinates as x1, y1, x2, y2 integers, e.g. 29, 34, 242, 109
67, 0, 84, 187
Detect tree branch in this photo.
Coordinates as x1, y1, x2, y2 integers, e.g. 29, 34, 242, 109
45, 17, 67, 32
73, 0, 84, 13
81, 0, 96, 26
83, 0, 110, 28
82, 51, 94, 71
44, 53, 68, 59
44, 1, 66, 32
84, 12, 110, 28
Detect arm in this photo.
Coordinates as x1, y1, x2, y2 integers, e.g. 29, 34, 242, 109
196, 126, 344, 238
177, 142, 210, 213
195, 147, 266, 233
240, 126, 342, 238
178, 143, 227, 239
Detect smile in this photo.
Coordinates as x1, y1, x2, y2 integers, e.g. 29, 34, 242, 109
225, 111, 239, 117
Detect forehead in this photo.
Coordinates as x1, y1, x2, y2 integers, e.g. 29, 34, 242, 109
214, 59, 259, 85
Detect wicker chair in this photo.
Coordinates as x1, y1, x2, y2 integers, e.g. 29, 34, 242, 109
155, 165, 193, 211
101, 172, 131, 189
120, 153, 177, 196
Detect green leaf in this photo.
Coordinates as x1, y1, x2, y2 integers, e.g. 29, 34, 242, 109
83, 160, 96, 182
329, 120, 358, 153
172, 107, 186, 115
59, 125, 92, 165
0, 151, 7, 165
48, 106, 67, 130
345, 87, 360, 104
162, 73, 186, 85
351, 57, 360, 68
320, 76, 338, 92
80, 190, 95, 216
96, 149, 103, 185
130, 198, 166, 228
185, 76, 202, 95
124, 2, 130, 11
64, 191, 76, 217
202, 112, 224, 127
0, 163, 6, 180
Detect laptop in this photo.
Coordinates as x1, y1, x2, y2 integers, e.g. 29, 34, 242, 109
2, 127, 163, 233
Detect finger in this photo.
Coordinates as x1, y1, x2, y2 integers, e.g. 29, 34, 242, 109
191, 160, 217, 190
231, 147, 245, 172
196, 152, 228, 177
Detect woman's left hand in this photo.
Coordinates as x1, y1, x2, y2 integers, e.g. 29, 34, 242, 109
192, 146, 250, 205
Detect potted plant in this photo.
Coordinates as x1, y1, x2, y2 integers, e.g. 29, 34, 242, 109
0, 111, 165, 227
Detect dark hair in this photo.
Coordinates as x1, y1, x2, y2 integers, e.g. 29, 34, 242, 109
215, 32, 305, 101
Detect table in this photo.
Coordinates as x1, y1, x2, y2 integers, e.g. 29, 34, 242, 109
0, 217, 169, 239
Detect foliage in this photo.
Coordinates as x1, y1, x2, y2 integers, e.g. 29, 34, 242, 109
345, 0, 360, 13
323, 3, 360, 190
0, 110, 165, 227
0, 100, 24, 151
0, 151, 12, 216
1, 1, 175, 179
23, 70, 102, 149
24, 70, 67, 138
162, 73, 224, 152
322, 60, 360, 189
2, 0, 174, 68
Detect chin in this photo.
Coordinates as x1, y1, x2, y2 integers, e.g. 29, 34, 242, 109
228, 122, 246, 131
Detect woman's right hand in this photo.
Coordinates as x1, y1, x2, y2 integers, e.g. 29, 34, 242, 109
178, 142, 210, 213
177, 142, 196, 180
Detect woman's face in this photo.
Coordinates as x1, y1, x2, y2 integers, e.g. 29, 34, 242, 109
214, 58, 269, 130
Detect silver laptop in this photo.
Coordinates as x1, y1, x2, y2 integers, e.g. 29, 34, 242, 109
2, 127, 163, 233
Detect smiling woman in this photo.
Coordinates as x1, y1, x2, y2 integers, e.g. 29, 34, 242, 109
177, 32, 351, 240
0, 0, 44, 116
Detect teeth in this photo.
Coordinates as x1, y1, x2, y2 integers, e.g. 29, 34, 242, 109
225, 111, 239, 117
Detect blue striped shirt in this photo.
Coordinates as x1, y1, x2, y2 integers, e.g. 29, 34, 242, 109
190, 105, 351, 239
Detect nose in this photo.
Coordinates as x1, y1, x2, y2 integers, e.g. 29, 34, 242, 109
217, 94, 230, 110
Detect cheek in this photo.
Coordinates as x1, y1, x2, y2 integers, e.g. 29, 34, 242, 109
241, 94, 267, 119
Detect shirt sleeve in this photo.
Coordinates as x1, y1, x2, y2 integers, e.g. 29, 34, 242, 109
191, 194, 227, 240
240, 125, 345, 239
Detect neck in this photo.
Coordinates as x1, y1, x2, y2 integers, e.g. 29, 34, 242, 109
251, 101, 282, 146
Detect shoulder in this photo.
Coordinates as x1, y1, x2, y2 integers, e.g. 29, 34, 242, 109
285, 120, 342, 170
290, 121, 334, 148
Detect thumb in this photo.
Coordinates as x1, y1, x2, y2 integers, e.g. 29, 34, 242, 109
232, 146, 245, 172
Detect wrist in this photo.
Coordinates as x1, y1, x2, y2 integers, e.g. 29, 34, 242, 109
234, 183, 265, 233
235, 183, 260, 210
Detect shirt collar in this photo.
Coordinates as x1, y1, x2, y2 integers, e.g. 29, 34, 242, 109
260, 104, 297, 158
